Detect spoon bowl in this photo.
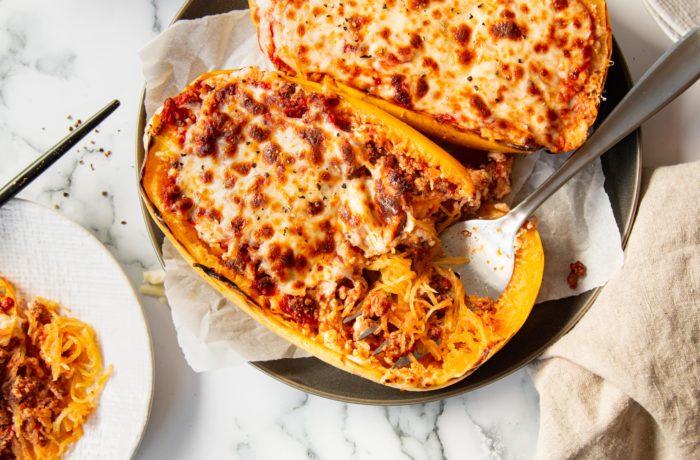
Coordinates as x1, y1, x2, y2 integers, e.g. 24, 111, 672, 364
440, 213, 523, 299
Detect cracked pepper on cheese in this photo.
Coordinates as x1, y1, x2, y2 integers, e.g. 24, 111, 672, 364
142, 68, 519, 388
250, 0, 611, 152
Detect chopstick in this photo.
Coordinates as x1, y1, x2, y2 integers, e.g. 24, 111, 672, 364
0, 100, 120, 208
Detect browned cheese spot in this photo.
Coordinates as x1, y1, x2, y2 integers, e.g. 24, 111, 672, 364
201, 170, 214, 184
453, 24, 472, 45
470, 95, 492, 118
390, 74, 413, 108
249, 124, 270, 142
308, 200, 325, 215
263, 143, 280, 165
553, 0, 569, 11
300, 128, 325, 164
422, 56, 439, 71
230, 216, 247, 237
458, 49, 473, 66
409, 0, 429, 10
416, 75, 429, 99
490, 21, 525, 40
255, 224, 274, 240
410, 33, 424, 49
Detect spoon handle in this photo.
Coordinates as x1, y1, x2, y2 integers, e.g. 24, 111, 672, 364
509, 26, 700, 226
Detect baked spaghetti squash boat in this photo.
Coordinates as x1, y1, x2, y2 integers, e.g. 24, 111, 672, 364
141, 67, 544, 390
250, 0, 612, 153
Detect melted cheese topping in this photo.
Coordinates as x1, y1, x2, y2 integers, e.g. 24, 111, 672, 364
252, 0, 608, 152
152, 68, 482, 303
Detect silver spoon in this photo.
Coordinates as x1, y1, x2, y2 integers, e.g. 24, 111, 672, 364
441, 26, 700, 299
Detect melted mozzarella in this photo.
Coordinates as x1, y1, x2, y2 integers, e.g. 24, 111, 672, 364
169, 69, 449, 297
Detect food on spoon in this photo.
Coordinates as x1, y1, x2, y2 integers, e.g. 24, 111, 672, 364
0, 276, 111, 459
141, 67, 544, 390
249, 0, 612, 153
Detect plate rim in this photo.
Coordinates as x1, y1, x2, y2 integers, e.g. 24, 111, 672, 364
2, 198, 156, 454
135, 1, 642, 405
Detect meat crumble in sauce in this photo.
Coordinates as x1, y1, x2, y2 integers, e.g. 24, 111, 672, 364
153, 68, 516, 373
567, 260, 587, 289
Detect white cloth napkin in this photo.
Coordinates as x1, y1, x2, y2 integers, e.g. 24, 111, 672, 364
531, 161, 700, 459
643, 0, 700, 41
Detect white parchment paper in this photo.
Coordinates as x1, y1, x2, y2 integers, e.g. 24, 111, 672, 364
140, 11, 623, 371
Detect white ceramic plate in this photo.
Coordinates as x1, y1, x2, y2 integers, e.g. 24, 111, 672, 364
0, 199, 153, 459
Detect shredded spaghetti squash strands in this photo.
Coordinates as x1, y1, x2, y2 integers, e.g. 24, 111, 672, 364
0, 277, 111, 460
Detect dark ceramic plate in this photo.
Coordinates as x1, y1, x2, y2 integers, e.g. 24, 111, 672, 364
136, 0, 641, 405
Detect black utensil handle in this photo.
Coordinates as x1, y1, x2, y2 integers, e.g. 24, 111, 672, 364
0, 99, 120, 208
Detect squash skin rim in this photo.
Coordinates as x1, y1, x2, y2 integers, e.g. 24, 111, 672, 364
140, 68, 545, 391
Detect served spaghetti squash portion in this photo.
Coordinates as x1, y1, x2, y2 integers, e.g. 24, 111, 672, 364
141, 67, 544, 390
250, 0, 611, 153
0, 276, 111, 459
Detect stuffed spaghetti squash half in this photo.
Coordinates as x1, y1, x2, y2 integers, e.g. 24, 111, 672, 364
141, 67, 544, 390
250, 0, 612, 153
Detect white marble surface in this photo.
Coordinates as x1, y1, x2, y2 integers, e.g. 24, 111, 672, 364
0, 1, 697, 459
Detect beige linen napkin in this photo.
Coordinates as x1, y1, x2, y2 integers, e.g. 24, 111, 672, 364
531, 161, 700, 459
